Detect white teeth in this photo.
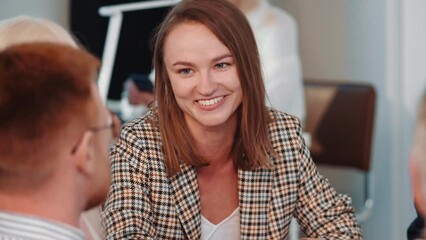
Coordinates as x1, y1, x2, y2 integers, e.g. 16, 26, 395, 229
198, 96, 224, 106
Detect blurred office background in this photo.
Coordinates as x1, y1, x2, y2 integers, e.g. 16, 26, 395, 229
1, 0, 425, 239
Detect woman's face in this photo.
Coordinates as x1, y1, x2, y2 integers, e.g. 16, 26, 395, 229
163, 22, 243, 131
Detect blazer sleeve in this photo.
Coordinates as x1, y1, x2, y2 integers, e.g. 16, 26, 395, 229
102, 127, 155, 240
293, 120, 363, 239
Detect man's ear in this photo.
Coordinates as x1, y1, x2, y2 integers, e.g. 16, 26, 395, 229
72, 131, 95, 176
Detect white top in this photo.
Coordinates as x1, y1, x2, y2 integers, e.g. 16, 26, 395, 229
0, 211, 84, 240
246, 0, 306, 124
201, 208, 240, 240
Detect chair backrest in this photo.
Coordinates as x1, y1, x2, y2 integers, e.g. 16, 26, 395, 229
304, 79, 376, 172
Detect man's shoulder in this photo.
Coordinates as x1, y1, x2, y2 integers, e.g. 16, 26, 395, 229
0, 211, 84, 240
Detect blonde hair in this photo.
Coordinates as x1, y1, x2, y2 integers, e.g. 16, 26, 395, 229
0, 16, 78, 50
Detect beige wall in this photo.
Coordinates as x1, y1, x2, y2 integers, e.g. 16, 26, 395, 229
0, 0, 69, 28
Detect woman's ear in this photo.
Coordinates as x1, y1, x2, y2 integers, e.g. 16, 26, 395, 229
72, 131, 95, 176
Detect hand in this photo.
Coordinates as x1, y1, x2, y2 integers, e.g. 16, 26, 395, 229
125, 79, 154, 106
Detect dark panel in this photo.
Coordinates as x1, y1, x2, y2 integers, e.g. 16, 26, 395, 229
71, 0, 170, 99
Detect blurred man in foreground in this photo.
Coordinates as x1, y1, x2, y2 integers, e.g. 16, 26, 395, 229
0, 43, 119, 239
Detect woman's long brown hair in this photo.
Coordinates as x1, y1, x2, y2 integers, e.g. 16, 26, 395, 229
153, 0, 276, 177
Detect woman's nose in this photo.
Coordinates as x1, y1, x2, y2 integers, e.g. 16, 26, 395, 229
197, 71, 217, 96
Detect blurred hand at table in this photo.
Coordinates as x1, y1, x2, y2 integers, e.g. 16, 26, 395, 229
125, 79, 154, 106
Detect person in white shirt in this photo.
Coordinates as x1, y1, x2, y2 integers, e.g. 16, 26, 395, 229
228, 0, 305, 123
0, 26, 120, 240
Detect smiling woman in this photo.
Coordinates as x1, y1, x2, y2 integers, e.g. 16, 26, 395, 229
101, 0, 363, 239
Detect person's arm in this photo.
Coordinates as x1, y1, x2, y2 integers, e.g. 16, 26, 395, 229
125, 74, 154, 106
102, 128, 155, 239
293, 123, 363, 239
410, 142, 426, 218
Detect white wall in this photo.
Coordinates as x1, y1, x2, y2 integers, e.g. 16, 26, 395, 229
272, 0, 426, 239
0, 0, 69, 28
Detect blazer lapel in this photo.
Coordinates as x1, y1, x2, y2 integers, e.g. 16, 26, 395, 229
238, 164, 274, 239
170, 162, 201, 239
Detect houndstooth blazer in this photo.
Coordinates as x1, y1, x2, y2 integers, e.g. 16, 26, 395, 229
102, 109, 362, 239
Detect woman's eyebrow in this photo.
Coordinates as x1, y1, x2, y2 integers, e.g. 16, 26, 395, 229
212, 53, 233, 62
172, 61, 195, 67
172, 53, 233, 67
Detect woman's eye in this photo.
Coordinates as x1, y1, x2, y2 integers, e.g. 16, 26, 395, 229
215, 63, 229, 69
178, 68, 192, 75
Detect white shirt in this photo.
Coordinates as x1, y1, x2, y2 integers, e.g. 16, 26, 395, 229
201, 208, 240, 240
0, 211, 84, 240
246, 0, 305, 124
